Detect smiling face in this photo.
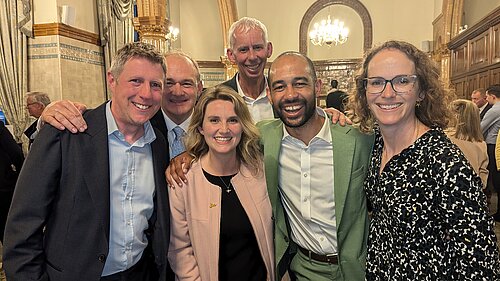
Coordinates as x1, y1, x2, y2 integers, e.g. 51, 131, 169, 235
162, 54, 203, 124
366, 48, 420, 130
108, 57, 164, 135
227, 27, 272, 81
198, 99, 242, 158
267, 54, 320, 129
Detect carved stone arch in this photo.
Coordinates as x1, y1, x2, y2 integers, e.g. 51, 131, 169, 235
299, 0, 372, 54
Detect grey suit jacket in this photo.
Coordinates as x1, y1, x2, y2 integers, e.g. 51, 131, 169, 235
257, 118, 374, 281
3, 102, 170, 281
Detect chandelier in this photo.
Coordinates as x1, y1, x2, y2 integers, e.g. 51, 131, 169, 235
166, 25, 179, 42
309, 15, 349, 46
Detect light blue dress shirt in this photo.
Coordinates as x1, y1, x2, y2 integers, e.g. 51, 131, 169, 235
102, 102, 156, 276
481, 102, 500, 144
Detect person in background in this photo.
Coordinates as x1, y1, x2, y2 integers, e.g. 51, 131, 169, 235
168, 85, 274, 281
222, 17, 276, 122
471, 88, 492, 120
326, 79, 348, 112
0, 121, 24, 244
348, 40, 500, 280
24, 91, 50, 147
3, 42, 171, 281
481, 84, 500, 222
445, 99, 488, 188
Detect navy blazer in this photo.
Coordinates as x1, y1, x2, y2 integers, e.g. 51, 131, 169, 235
3, 103, 170, 281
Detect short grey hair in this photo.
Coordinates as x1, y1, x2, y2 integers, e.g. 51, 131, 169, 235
26, 91, 51, 106
228, 17, 268, 49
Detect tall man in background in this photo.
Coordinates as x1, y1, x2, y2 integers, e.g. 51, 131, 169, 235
222, 17, 276, 122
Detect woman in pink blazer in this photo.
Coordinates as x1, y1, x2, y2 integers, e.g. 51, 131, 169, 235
168, 85, 274, 281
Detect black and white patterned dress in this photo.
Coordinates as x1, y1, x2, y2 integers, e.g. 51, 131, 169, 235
365, 127, 500, 280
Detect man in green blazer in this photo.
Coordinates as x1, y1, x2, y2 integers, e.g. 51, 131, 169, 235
261, 51, 374, 281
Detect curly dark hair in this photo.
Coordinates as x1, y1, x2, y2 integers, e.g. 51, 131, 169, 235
347, 40, 455, 133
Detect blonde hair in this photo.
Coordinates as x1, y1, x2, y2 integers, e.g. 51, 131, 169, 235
347, 40, 455, 133
448, 99, 484, 142
184, 85, 263, 175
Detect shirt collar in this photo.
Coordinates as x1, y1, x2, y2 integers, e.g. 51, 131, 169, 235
105, 101, 156, 146
235, 73, 269, 101
282, 107, 332, 144
162, 108, 191, 132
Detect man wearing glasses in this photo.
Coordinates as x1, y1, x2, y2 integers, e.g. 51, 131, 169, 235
24, 91, 51, 148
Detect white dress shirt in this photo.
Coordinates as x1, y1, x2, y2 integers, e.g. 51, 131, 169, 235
235, 73, 274, 122
278, 108, 337, 255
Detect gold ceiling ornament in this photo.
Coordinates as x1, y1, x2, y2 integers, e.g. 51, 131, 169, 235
309, 15, 349, 47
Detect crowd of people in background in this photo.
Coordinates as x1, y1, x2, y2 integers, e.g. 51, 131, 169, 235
0, 16, 499, 281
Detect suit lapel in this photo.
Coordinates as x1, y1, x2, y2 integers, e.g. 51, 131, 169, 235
331, 125, 355, 230
82, 104, 111, 241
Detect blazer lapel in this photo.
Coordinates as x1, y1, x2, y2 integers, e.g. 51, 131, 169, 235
82, 105, 111, 241
331, 125, 355, 230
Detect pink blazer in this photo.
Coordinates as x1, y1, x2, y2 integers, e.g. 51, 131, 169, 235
168, 161, 275, 281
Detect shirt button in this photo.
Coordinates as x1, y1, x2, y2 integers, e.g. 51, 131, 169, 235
303, 173, 308, 178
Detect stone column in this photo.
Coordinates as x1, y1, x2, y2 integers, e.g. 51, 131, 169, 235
133, 0, 169, 53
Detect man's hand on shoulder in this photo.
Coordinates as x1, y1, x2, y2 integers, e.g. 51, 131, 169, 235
41, 100, 88, 133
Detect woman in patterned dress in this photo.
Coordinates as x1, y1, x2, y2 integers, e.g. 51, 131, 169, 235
348, 40, 500, 280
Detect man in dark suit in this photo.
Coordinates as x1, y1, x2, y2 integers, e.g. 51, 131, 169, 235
222, 17, 276, 122
4, 42, 170, 281
23, 91, 50, 148
326, 79, 348, 112
471, 88, 492, 120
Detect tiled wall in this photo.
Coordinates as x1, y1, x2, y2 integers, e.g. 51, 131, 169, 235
28, 36, 106, 108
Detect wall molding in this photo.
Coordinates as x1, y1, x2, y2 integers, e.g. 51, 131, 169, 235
33, 23, 101, 46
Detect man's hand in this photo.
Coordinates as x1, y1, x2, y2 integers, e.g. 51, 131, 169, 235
324, 107, 352, 126
41, 100, 88, 133
166, 151, 194, 188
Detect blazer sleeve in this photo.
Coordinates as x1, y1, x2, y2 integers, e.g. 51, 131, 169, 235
496, 134, 500, 171
3, 125, 63, 281
168, 183, 202, 281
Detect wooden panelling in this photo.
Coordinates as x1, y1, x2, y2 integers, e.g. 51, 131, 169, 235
492, 22, 500, 64
449, 6, 500, 96
33, 23, 100, 46
491, 67, 500, 85
452, 43, 468, 76
452, 76, 467, 99
469, 30, 490, 70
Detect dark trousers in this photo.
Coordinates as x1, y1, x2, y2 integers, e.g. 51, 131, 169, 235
487, 144, 500, 213
0, 190, 14, 243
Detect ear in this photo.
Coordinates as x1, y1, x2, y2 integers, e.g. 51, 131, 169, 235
266, 42, 273, 58
107, 71, 116, 89
198, 126, 204, 135
266, 86, 273, 105
226, 48, 236, 64
314, 79, 322, 96
196, 81, 203, 95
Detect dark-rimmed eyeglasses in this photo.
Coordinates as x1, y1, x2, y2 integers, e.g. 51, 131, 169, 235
363, 74, 418, 94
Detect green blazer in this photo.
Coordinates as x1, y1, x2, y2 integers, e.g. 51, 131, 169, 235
257, 118, 374, 281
